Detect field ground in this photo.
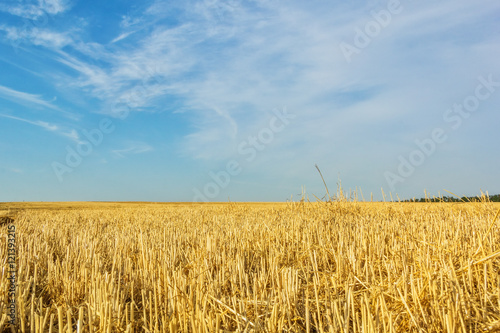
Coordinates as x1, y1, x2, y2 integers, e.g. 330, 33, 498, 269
1, 201, 500, 332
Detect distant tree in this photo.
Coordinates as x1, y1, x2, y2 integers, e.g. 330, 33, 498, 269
401, 194, 500, 203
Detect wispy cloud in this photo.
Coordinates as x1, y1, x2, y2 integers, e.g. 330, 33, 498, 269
0, 56, 45, 77
59, 128, 80, 143
0, 0, 69, 19
0, 25, 72, 49
112, 142, 153, 158
0, 113, 81, 143
2, 0, 498, 199
0, 113, 57, 131
1, 167, 23, 174
110, 31, 136, 44
40, 0, 498, 169
0, 85, 61, 111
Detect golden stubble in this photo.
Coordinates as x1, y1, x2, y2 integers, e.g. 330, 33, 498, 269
1, 202, 499, 332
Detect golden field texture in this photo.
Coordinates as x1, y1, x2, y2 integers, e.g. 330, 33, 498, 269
1, 201, 500, 332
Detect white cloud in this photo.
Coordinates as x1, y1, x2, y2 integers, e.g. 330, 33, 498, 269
0, 0, 69, 19
60, 128, 81, 143
110, 31, 135, 44
0, 25, 72, 49
40, 0, 68, 16
112, 143, 153, 158
0, 85, 61, 111
0, 114, 57, 131
29, 0, 499, 198
120, 15, 142, 29
0, 113, 81, 143
32, 29, 72, 48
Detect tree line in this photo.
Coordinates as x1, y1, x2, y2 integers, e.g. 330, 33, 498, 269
403, 194, 500, 203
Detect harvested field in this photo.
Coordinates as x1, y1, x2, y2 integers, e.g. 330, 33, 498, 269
1, 201, 500, 332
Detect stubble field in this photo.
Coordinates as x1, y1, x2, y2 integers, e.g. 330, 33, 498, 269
1, 201, 500, 332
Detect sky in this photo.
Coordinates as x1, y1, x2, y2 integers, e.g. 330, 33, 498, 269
0, 0, 499, 202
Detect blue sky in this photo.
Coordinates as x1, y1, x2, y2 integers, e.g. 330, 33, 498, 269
0, 0, 499, 202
